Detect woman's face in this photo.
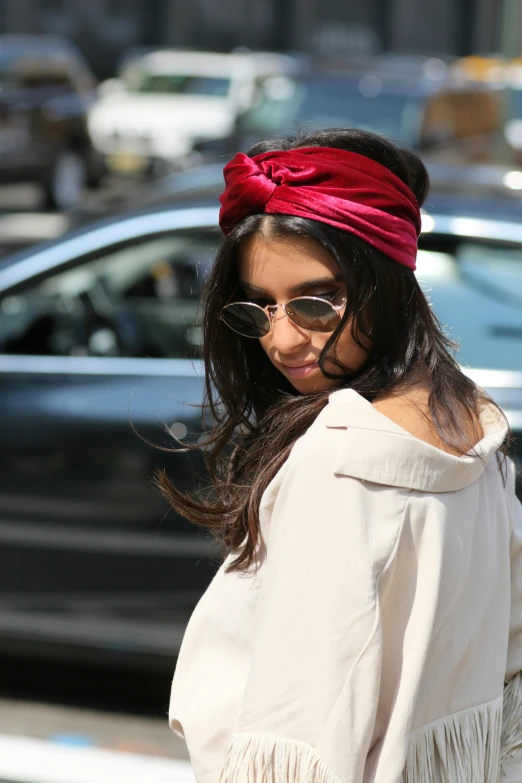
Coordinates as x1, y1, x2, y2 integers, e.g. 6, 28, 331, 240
237, 233, 370, 393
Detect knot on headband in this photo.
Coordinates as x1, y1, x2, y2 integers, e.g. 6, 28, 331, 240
218, 147, 422, 270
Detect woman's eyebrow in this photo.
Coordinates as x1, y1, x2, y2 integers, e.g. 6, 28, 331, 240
289, 275, 343, 293
240, 275, 343, 295
239, 281, 269, 294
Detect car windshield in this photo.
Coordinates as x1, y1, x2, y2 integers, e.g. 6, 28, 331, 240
507, 87, 522, 119
0, 54, 16, 86
240, 77, 424, 146
125, 71, 231, 97
417, 242, 522, 371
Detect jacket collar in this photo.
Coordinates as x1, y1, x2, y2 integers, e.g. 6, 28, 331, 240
323, 389, 508, 493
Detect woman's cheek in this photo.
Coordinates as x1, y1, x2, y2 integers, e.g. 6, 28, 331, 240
324, 333, 370, 375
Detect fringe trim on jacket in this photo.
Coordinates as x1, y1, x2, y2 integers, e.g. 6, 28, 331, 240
218, 733, 342, 783
402, 697, 503, 783
218, 680, 522, 783
501, 671, 522, 775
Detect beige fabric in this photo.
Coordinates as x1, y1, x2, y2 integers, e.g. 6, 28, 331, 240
169, 389, 522, 783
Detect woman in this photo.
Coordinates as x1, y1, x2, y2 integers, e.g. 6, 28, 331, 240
160, 129, 522, 782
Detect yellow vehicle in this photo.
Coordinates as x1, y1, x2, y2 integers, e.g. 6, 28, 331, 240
451, 55, 508, 85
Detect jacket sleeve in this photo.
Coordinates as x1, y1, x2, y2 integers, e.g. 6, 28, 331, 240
502, 460, 522, 782
217, 438, 409, 783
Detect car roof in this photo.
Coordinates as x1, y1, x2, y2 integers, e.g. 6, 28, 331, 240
1, 190, 522, 278
131, 49, 268, 77
425, 189, 522, 222
313, 53, 454, 74
123, 50, 305, 81
0, 34, 81, 55
275, 53, 499, 100
103, 159, 522, 221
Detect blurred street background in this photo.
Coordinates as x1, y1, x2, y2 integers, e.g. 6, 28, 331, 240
1, 0, 522, 781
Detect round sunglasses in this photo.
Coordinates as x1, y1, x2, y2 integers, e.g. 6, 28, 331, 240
221, 296, 346, 339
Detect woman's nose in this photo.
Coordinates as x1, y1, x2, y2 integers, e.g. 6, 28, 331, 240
270, 310, 310, 352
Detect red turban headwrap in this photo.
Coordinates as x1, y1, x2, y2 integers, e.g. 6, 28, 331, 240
218, 146, 422, 270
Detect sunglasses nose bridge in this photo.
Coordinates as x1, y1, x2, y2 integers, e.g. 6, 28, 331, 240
272, 302, 308, 334
265, 303, 281, 329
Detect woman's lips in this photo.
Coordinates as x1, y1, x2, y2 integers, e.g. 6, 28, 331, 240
281, 361, 319, 379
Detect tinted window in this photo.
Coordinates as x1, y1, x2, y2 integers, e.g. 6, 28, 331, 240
128, 72, 231, 97
417, 244, 522, 371
507, 87, 522, 120
1, 53, 76, 90
17, 66, 74, 89
0, 54, 16, 88
240, 77, 424, 146
0, 234, 216, 359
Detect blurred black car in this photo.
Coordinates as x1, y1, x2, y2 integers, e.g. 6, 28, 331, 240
0, 198, 521, 671
0, 35, 103, 211
193, 55, 507, 165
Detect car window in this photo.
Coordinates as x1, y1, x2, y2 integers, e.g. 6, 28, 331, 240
0, 54, 16, 88
508, 87, 522, 118
125, 71, 231, 97
416, 244, 522, 371
0, 46, 94, 94
421, 90, 502, 147
239, 77, 424, 146
0, 234, 216, 359
13, 55, 75, 90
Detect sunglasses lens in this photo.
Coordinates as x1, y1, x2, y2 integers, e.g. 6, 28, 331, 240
221, 303, 270, 338
286, 298, 340, 332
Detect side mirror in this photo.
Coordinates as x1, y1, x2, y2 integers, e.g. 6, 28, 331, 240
97, 78, 125, 99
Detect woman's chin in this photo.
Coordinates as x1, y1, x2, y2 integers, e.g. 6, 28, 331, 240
285, 370, 345, 394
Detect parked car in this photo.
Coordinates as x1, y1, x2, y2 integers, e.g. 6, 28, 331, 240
448, 54, 522, 168
0, 34, 103, 210
0, 198, 520, 670
87, 50, 301, 178
193, 55, 508, 165
69, 156, 522, 229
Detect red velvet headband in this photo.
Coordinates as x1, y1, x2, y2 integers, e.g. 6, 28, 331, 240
218, 146, 422, 270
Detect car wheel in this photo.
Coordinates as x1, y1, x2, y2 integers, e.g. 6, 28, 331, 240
86, 146, 106, 189
44, 149, 88, 211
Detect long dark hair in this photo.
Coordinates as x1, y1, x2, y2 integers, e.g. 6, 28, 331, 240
156, 128, 509, 573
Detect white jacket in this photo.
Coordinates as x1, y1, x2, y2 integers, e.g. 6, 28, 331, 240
169, 388, 522, 783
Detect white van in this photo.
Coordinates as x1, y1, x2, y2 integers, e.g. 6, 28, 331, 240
87, 50, 299, 176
